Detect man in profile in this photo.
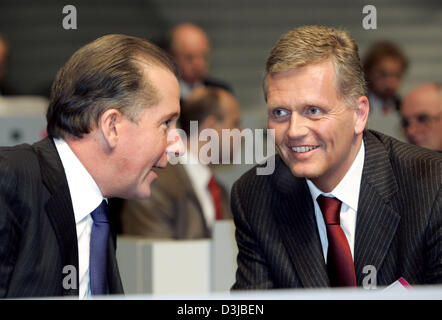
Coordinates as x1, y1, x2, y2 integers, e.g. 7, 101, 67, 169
120, 86, 240, 238
0, 34, 182, 298
400, 83, 442, 151
167, 23, 232, 99
231, 25, 441, 289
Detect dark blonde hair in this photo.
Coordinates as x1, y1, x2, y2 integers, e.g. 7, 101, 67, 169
264, 25, 366, 106
47, 34, 178, 139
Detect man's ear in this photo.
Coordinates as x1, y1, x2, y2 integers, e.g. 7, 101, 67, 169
98, 109, 122, 149
354, 96, 370, 135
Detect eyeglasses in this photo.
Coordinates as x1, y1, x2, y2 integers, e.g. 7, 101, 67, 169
401, 112, 441, 128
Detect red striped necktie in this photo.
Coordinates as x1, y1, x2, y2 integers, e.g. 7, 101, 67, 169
317, 195, 357, 287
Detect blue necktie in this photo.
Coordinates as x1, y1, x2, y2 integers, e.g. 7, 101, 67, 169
90, 200, 109, 295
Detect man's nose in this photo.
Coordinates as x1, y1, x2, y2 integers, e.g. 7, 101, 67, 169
287, 113, 308, 139
405, 119, 423, 141
387, 77, 399, 91
166, 128, 185, 160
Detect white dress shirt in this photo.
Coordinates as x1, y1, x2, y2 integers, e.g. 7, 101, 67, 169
54, 138, 105, 299
306, 141, 365, 263
182, 150, 216, 230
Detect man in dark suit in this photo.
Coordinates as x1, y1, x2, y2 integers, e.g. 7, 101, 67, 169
0, 34, 182, 298
120, 87, 239, 238
166, 23, 232, 100
231, 25, 441, 289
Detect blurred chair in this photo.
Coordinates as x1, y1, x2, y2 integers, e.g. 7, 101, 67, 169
0, 95, 48, 146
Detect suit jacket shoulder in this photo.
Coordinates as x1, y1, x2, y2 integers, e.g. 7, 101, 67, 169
0, 142, 56, 236
0, 138, 123, 297
363, 130, 441, 214
203, 77, 233, 94
0, 139, 77, 297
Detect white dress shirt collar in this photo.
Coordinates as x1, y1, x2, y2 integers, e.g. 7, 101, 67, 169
53, 138, 105, 223
182, 149, 216, 229
307, 140, 365, 211
179, 79, 203, 100
182, 149, 212, 191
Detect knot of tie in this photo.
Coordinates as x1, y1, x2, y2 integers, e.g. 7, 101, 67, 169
317, 195, 342, 225
91, 200, 109, 224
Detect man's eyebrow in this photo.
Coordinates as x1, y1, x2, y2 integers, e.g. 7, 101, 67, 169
162, 111, 180, 120
267, 100, 328, 109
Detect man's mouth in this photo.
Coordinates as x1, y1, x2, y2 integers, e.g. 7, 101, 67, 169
291, 145, 319, 153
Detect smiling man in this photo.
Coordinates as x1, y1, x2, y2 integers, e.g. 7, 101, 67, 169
0, 34, 182, 298
231, 25, 442, 289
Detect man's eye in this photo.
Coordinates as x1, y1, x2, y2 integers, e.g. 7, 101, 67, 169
163, 119, 172, 128
307, 106, 322, 116
272, 108, 290, 118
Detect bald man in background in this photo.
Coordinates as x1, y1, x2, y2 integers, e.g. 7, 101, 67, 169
400, 83, 442, 151
167, 23, 232, 100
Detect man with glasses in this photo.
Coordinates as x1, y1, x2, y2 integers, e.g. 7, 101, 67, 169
400, 83, 442, 151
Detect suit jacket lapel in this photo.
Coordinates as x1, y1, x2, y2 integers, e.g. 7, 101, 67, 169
354, 131, 401, 284
33, 138, 79, 296
272, 157, 329, 287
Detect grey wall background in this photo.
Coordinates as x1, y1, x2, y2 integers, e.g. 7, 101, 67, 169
1, 0, 441, 127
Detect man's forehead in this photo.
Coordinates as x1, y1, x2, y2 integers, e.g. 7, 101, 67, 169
174, 28, 208, 50
404, 87, 440, 112
267, 69, 337, 104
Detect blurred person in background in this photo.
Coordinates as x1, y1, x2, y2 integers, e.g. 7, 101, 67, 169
167, 23, 232, 100
0, 33, 16, 96
400, 83, 442, 151
363, 41, 408, 140
120, 87, 241, 239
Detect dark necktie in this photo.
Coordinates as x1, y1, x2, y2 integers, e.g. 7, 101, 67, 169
208, 175, 223, 220
89, 200, 109, 295
317, 195, 357, 287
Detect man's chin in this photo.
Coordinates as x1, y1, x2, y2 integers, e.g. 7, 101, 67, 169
290, 169, 319, 179
287, 162, 322, 180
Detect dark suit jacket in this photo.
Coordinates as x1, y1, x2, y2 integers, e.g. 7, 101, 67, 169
231, 130, 442, 289
0, 138, 124, 297
203, 77, 233, 94
120, 163, 232, 239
